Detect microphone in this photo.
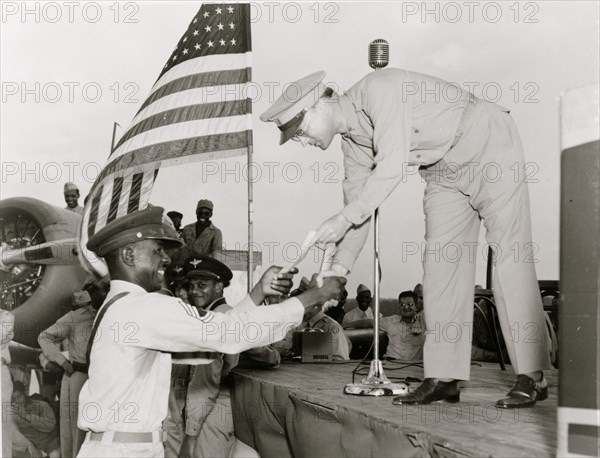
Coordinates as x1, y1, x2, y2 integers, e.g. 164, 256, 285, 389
368, 39, 389, 70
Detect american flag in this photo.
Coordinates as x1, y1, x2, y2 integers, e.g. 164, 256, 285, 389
80, 3, 252, 275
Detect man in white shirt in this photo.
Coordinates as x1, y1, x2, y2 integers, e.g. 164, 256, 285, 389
77, 206, 345, 457
343, 284, 381, 326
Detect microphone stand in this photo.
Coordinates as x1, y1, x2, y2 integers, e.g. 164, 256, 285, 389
344, 39, 408, 397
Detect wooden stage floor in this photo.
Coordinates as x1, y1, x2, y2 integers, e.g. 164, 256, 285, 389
232, 361, 558, 457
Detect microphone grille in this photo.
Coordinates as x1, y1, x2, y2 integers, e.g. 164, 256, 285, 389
369, 39, 389, 69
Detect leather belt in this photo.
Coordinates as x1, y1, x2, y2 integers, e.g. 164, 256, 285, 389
89, 430, 163, 444
71, 361, 88, 374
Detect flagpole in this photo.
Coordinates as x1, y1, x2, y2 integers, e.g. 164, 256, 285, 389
110, 122, 120, 155
247, 130, 254, 292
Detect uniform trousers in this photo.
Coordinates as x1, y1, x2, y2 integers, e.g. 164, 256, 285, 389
163, 383, 235, 458
195, 382, 235, 458
60, 370, 88, 457
419, 99, 551, 380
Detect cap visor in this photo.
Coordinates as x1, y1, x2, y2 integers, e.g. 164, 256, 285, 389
146, 236, 184, 250
279, 115, 304, 145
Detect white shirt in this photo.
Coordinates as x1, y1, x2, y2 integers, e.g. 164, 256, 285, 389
78, 280, 303, 433
342, 306, 379, 325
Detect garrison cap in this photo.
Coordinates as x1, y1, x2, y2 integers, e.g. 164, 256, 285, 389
167, 211, 183, 220
86, 206, 184, 256
357, 284, 371, 295
72, 290, 91, 306
259, 71, 327, 144
184, 255, 233, 287
64, 182, 79, 193
196, 199, 213, 210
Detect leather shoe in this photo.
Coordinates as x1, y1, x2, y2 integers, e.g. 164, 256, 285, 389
392, 378, 460, 405
495, 374, 548, 409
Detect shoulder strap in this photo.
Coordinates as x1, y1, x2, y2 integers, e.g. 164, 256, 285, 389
86, 292, 130, 366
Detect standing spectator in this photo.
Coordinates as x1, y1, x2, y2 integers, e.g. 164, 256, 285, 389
63, 183, 84, 215
180, 200, 223, 259
38, 291, 96, 458
167, 211, 184, 236
1, 309, 15, 458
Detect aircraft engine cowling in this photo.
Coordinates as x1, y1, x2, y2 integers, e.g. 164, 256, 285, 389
0, 197, 89, 348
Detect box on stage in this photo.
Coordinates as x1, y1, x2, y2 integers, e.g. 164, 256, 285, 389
292, 330, 334, 363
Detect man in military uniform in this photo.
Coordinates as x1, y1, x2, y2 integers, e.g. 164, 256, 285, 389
77, 206, 345, 457
180, 200, 223, 259
63, 182, 84, 215
261, 69, 550, 408
38, 290, 96, 458
175, 256, 239, 458
166, 211, 184, 236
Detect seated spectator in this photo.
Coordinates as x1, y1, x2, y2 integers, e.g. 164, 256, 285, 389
342, 284, 381, 327
275, 282, 352, 360
11, 381, 60, 458
379, 291, 425, 361
349, 291, 425, 362
324, 288, 348, 324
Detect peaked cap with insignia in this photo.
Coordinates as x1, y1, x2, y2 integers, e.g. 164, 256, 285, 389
184, 255, 233, 287
259, 71, 328, 144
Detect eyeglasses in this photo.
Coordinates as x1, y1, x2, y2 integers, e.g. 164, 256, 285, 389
291, 110, 312, 142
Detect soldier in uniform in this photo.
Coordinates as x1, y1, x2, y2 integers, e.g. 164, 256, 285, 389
38, 290, 96, 458
63, 182, 84, 215
166, 211, 184, 236
261, 69, 550, 408
77, 206, 345, 457
179, 200, 223, 259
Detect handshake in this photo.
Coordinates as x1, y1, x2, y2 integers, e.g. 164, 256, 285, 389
250, 266, 347, 312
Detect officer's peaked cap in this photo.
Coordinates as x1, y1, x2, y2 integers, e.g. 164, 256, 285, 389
259, 71, 328, 145
87, 206, 184, 256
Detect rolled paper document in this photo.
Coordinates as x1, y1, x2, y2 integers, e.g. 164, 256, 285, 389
279, 230, 317, 274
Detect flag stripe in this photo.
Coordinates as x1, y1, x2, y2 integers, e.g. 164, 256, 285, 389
153, 53, 251, 93
87, 185, 104, 238
129, 84, 251, 130
95, 131, 250, 185
112, 114, 250, 161
106, 177, 124, 224
116, 99, 250, 153
140, 68, 250, 112
127, 173, 144, 213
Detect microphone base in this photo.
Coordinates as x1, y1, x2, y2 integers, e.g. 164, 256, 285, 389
344, 359, 409, 397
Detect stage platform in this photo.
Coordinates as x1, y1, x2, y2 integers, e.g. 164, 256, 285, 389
231, 361, 558, 457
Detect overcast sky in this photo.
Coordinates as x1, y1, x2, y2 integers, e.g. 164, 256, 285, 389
2, 1, 599, 297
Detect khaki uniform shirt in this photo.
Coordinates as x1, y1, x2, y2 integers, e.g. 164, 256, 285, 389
336, 68, 471, 270
78, 280, 303, 434
181, 221, 223, 258
65, 205, 84, 215
38, 306, 96, 365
